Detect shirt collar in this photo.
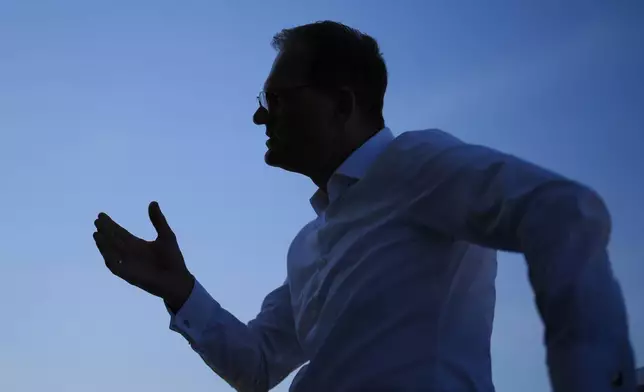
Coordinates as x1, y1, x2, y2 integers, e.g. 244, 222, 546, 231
310, 127, 395, 215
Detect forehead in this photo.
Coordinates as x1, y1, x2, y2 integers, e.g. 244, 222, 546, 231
264, 49, 309, 90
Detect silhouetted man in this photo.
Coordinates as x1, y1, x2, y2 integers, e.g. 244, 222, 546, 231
93, 21, 635, 391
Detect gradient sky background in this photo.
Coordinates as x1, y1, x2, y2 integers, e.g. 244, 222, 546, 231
1, 1, 643, 391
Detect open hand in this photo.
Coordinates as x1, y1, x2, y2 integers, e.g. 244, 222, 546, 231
93, 201, 194, 311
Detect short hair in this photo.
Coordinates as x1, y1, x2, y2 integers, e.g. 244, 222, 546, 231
272, 21, 388, 129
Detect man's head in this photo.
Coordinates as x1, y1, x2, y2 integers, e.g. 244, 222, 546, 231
253, 21, 388, 185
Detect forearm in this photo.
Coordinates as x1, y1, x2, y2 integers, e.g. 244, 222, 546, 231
545, 252, 634, 391
519, 185, 635, 391
168, 281, 305, 391
169, 281, 271, 392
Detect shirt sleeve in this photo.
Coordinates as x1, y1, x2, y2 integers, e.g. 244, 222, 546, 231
168, 280, 306, 392
402, 130, 636, 391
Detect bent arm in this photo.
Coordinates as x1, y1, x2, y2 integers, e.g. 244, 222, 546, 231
169, 281, 306, 391
404, 130, 635, 391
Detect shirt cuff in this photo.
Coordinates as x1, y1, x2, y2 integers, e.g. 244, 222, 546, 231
548, 343, 636, 391
167, 279, 222, 346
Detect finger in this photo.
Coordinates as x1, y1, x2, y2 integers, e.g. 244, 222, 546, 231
93, 231, 123, 275
93, 217, 127, 252
148, 201, 175, 239
94, 213, 139, 247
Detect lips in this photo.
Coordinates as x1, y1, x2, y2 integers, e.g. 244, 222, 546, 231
266, 137, 277, 148
266, 128, 284, 149
266, 129, 279, 146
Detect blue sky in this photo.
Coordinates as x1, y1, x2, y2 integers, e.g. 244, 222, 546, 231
1, 1, 642, 391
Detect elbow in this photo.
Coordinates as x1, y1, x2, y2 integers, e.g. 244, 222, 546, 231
554, 184, 612, 243
578, 186, 612, 243
565, 184, 612, 245
522, 182, 613, 249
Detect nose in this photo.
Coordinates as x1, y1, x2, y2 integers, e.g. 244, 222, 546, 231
253, 106, 269, 125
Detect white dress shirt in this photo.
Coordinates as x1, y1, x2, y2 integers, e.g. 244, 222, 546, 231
168, 128, 635, 391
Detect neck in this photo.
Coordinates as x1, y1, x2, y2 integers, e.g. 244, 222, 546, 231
309, 126, 381, 192
309, 152, 350, 192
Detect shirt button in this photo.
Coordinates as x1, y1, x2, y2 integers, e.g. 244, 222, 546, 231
183, 320, 191, 329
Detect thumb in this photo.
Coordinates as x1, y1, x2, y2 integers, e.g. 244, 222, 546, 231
148, 201, 174, 239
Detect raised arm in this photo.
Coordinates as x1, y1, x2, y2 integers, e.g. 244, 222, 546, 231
169, 281, 306, 392
401, 130, 635, 391
93, 202, 305, 392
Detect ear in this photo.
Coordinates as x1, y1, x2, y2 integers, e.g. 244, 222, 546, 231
335, 87, 356, 123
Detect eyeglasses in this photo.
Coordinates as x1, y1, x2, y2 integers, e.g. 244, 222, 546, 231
257, 91, 277, 113
257, 85, 312, 113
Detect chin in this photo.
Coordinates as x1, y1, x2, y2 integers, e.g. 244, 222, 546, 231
264, 148, 290, 170
264, 148, 302, 173
264, 148, 281, 166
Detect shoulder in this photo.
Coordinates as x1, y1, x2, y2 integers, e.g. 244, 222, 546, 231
381, 129, 469, 167
394, 128, 464, 150
379, 129, 523, 177
367, 129, 467, 177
